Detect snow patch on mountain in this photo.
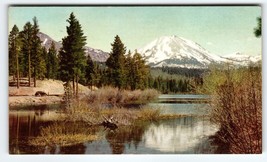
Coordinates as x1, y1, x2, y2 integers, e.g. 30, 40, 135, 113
37, 32, 109, 62
138, 35, 261, 68
221, 52, 261, 66
43, 38, 48, 45
138, 35, 225, 68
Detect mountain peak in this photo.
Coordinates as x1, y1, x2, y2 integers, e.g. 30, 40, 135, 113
138, 35, 224, 68
37, 32, 109, 62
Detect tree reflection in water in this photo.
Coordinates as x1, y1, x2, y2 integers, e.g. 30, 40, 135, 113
10, 103, 220, 154
105, 122, 150, 154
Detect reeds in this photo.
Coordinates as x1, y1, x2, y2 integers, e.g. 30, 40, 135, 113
29, 122, 99, 147
63, 101, 162, 125
85, 86, 159, 106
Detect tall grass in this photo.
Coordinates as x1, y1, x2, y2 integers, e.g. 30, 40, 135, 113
203, 64, 262, 153
64, 100, 161, 125
29, 122, 99, 147
85, 86, 159, 106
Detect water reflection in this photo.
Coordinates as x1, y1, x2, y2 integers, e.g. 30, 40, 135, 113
105, 123, 149, 154
9, 95, 220, 154
9, 105, 63, 154
143, 117, 218, 153
149, 103, 209, 115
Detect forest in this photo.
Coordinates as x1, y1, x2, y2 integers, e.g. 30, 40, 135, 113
9, 12, 202, 94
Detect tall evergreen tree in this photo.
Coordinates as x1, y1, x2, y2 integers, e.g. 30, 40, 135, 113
47, 41, 58, 80
125, 50, 134, 89
254, 17, 261, 38
132, 51, 149, 90
124, 50, 149, 90
106, 35, 126, 89
38, 47, 47, 80
20, 22, 33, 87
85, 54, 94, 88
31, 17, 43, 87
51, 44, 59, 80
9, 25, 21, 88
91, 62, 102, 87
59, 12, 87, 96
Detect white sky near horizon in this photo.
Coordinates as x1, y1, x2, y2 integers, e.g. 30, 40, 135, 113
8, 6, 261, 56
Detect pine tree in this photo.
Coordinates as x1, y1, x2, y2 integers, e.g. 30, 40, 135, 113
132, 51, 149, 90
46, 45, 52, 79
38, 47, 47, 80
125, 50, 134, 89
9, 25, 21, 88
51, 44, 59, 80
47, 41, 58, 80
91, 62, 101, 87
124, 50, 149, 90
59, 12, 87, 96
254, 17, 261, 38
31, 17, 43, 87
85, 54, 94, 88
20, 22, 33, 87
106, 35, 126, 89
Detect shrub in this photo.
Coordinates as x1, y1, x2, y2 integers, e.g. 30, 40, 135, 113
207, 65, 262, 153
85, 86, 159, 106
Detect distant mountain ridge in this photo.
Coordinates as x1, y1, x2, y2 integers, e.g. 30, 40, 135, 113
38, 33, 261, 68
138, 35, 261, 68
220, 52, 261, 66
37, 32, 109, 62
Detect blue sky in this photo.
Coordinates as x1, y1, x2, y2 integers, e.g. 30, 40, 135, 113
8, 6, 261, 56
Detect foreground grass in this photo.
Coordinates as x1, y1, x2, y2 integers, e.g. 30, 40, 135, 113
29, 122, 99, 147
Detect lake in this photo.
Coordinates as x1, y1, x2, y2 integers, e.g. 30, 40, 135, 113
9, 94, 220, 154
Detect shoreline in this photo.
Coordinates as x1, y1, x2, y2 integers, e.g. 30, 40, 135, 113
9, 95, 64, 107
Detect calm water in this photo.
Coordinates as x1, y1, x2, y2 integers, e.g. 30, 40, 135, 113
9, 95, 220, 154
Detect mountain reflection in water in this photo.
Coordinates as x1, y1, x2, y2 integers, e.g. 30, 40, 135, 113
9, 95, 220, 154
143, 117, 219, 153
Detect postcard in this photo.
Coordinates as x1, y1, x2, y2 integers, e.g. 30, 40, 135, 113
8, 5, 262, 154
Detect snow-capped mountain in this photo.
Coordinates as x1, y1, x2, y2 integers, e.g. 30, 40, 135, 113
138, 35, 225, 68
221, 52, 261, 66
138, 35, 261, 68
37, 32, 109, 62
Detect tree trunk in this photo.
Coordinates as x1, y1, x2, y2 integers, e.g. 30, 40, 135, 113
15, 44, 19, 89
28, 50, 31, 87
73, 77, 75, 96
34, 77, 36, 87
76, 75, 79, 97
34, 68, 36, 87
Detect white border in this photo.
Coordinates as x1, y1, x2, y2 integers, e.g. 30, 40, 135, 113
1, 0, 265, 162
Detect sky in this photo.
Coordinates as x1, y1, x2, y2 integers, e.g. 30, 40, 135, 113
8, 6, 261, 56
